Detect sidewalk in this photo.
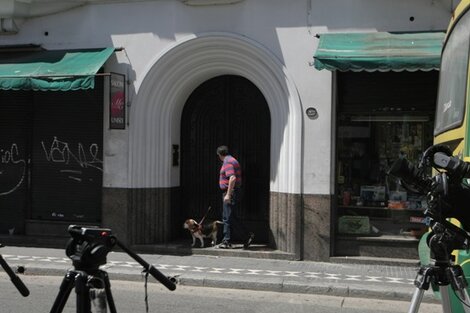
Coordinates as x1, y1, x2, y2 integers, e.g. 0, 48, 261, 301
0, 244, 438, 304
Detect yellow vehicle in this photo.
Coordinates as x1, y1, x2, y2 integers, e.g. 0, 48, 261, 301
428, 0, 470, 311
435, 0, 470, 154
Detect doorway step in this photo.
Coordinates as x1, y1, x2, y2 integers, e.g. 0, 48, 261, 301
330, 255, 419, 267
0, 234, 68, 249
131, 239, 297, 261
335, 235, 420, 260
0, 221, 102, 249
24, 220, 98, 237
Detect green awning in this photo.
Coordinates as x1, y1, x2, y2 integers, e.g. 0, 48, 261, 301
313, 32, 445, 72
0, 47, 115, 91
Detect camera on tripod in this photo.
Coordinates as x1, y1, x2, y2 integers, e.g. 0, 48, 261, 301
65, 225, 115, 270
51, 225, 176, 313
388, 144, 470, 313
389, 145, 470, 229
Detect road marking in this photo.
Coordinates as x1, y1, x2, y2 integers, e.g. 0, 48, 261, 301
266, 270, 283, 276
305, 272, 321, 278
3, 254, 414, 285
283, 271, 300, 277
365, 276, 382, 282
209, 268, 226, 273
325, 273, 341, 280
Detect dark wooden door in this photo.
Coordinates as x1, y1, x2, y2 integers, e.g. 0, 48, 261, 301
181, 75, 270, 242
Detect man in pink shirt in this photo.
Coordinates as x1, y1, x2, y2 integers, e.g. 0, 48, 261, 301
216, 145, 254, 249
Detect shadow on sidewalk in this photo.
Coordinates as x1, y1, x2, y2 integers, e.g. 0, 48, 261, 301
0, 235, 296, 260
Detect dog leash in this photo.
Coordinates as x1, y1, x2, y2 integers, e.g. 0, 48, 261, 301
198, 206, 212, 225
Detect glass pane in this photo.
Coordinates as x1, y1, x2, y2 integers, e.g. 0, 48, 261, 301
434, 12, 470, 135
336, 71, 437, 241
337, 117, 433, 237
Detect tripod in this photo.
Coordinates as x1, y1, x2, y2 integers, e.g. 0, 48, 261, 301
387, 144, 470, 312
408, 221, 470, 313
0, 243, 29, 297
50, 267, 116, 313
50, 225, 176, 313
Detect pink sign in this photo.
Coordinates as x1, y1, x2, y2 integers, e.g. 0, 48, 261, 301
110, 73, 125, 129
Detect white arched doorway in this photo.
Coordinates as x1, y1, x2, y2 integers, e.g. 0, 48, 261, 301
129, 32, 303, 256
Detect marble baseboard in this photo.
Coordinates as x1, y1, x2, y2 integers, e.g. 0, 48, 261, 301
102, 188, 332, 260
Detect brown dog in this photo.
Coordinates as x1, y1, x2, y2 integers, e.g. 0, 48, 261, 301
183, 219, 223, 248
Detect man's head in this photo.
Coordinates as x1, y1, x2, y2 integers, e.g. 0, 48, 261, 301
217, 145, 229, 160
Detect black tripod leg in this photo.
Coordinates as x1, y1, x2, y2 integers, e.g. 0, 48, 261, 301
50, 271, 76, 313
102, 271, 117, 313
75, 271, 91, 313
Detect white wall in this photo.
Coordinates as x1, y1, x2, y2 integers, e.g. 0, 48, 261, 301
0, 0, 452, 194
302, 0, 452, 194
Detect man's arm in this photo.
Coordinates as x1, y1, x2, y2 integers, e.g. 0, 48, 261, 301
224, 175, 236, 202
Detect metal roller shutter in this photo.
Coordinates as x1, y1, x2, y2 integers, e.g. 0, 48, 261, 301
0, 91, 32, 234
30, 78, 104, 222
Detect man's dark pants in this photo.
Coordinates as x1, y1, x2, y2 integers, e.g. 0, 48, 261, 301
222, 188, 249, 243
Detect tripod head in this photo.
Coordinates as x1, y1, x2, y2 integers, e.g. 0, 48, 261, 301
427, 219, 470, 264
65, 225, 115, 271
65, 225, 176, 291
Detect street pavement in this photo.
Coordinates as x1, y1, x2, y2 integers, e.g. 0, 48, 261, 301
0, 245, 438, 305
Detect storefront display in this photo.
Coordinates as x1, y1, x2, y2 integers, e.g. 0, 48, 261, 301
335, 71, 437, 240
336, 118, 433, 238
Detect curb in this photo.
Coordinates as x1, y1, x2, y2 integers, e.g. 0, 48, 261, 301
15, 266, 438, 304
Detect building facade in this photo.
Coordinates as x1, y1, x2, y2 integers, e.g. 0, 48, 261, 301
0, 0, 456, 261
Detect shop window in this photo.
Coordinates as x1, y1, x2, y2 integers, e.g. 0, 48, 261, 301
335, 71, 437, 239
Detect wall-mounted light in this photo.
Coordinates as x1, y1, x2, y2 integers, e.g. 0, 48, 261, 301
306, 107, 318, 120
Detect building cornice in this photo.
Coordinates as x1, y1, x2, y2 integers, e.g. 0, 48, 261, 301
0, 0, 245, 33
0, 0, 245, 19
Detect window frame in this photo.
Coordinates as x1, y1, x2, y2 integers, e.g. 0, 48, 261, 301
434, 9, 470, 136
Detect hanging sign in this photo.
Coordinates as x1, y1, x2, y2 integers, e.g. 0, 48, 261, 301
109, 73, 126, 129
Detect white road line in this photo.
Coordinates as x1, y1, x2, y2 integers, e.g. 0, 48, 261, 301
283, 271, 300, 277
2, 254, 414, 285
246, 270, 263, 275
304, 272, 321, 278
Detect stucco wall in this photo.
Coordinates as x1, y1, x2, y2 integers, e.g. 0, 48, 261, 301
0, 0, 455, 258
0, 0, 452, 197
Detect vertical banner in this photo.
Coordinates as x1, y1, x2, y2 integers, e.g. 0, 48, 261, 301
109, 73, 126, 129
